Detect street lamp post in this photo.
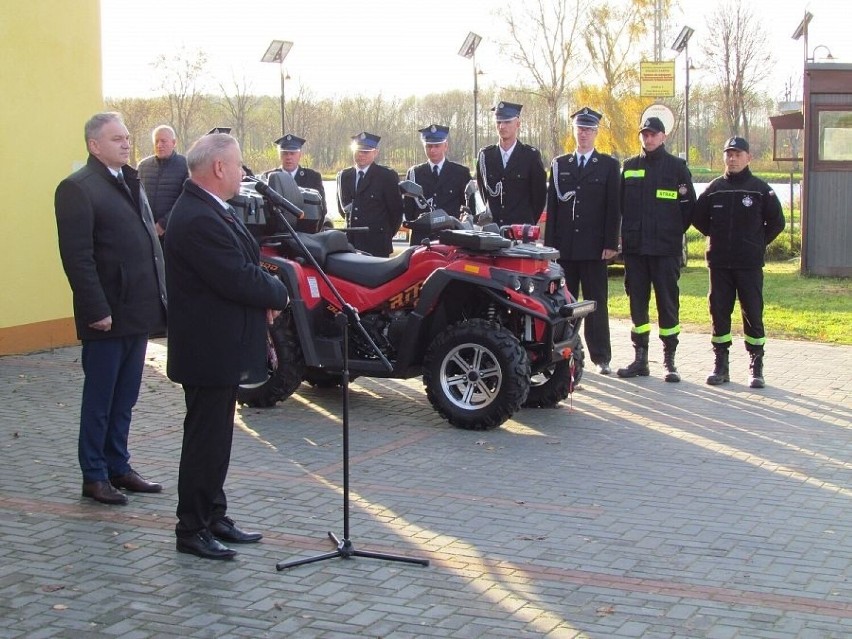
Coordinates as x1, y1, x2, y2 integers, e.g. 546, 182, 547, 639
458, 32, 482, 163
261, 40, 294, 136
671, 26, 694, 162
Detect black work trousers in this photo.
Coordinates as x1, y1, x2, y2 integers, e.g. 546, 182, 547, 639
175, 385, 237, 537
623, 254, 681, 335
560, 258, 611, 364
708, 267, 765, 346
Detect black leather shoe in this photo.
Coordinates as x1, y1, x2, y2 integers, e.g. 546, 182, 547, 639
82, 480, 128, 505
176, 531, 237, 560
110, 469, 163, 493
597, 362, 612, 375
210, 516, 263, 544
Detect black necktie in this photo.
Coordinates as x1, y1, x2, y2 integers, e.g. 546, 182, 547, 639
432, 165, 439, 179
578, 155, 586, 172
356, 170, 365, 189
116, 171, 133, 199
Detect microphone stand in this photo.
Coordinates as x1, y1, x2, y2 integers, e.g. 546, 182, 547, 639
244, 178, 429, 570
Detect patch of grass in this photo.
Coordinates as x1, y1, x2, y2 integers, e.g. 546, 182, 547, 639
607, 260, 852, 345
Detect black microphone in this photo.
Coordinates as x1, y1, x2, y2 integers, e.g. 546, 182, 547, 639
252, 179, 304, 219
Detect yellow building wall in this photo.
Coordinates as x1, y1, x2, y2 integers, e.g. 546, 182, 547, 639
0, 0, 102, 355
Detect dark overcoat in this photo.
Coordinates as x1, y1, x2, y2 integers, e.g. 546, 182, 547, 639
164, 180, 289, 386
55, 155, 167, 341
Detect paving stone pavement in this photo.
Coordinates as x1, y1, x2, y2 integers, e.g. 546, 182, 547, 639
1, 319, 850, 639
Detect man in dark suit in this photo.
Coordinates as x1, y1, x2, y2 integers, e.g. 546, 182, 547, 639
545, 108, 621, 375
336, 132, 403, 257
262, 134, 327, 225
404, 124, 474, 245
476, 101, 547, 226
55, 112, 167, 505
165, 133, 290, 560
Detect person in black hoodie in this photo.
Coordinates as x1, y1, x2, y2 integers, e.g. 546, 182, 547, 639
692, 136, 785, 389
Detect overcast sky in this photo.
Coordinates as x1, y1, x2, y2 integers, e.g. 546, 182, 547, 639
101, 0, 849, 103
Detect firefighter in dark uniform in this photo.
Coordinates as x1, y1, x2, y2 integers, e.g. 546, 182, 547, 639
336, 132, 403, 258
404, 124, 474, 245
476, 101, 547, 226
263, 134, 328, 225
617, 116, 695, 382
692, 136, 785, 389
545, 108, 621, 375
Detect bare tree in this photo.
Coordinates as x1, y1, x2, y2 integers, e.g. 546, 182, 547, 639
153, 48, 209, 143
700, 0, 773, 139
495, 0, 588, 160
218, 75, 261, 147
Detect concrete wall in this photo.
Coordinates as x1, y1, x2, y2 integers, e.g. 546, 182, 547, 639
0, 0, 102, 354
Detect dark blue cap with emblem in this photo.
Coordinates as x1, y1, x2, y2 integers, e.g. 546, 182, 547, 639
724, 136, 749, 152
275, 134, 306, 151
207, 127, 231, 135
639, 117, 665, 134
491, 101, 523, 121
571, 107, 602, 128
418, 124, 449, 143
351, 131, 381, 150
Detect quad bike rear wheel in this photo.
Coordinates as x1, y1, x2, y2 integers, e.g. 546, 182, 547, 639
237, 311, 305, 407
523, 341, 585, 408
423, 319, 530, 430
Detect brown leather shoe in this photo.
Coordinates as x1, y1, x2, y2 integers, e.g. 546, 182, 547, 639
110, 469, 163, 493
82, 480, 128, 505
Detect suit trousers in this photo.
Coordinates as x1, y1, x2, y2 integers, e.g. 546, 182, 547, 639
175, 385, 236, 537
559, 259, 612, 364
623, 254, 681, 335
79, 335, 148, 482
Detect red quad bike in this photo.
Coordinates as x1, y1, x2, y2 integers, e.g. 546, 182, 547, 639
234, 176, 595, 431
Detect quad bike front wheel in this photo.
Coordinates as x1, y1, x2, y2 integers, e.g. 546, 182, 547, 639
523, 341, 585, 408
423, 319, 530, 431
237, 310, 305, 407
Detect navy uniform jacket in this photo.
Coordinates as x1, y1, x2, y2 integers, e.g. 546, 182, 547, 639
476, 141, 547, 226
55, 155, 167, 341
337, 163, 403, 257
164, 180, 289, 387
692, 167, 785, 269
545, 150, 621, 261
404, 160, 473, 245
264, 166, 328, 224
620, 144, 695, 257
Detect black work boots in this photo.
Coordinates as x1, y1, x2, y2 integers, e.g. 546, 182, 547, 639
706, 344, 730, 385
617, 333, 679, 382
748, 349, 765, 389
617, 333, 650, 378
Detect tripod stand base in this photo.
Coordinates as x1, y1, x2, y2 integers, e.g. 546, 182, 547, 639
276, 531, 430, 570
